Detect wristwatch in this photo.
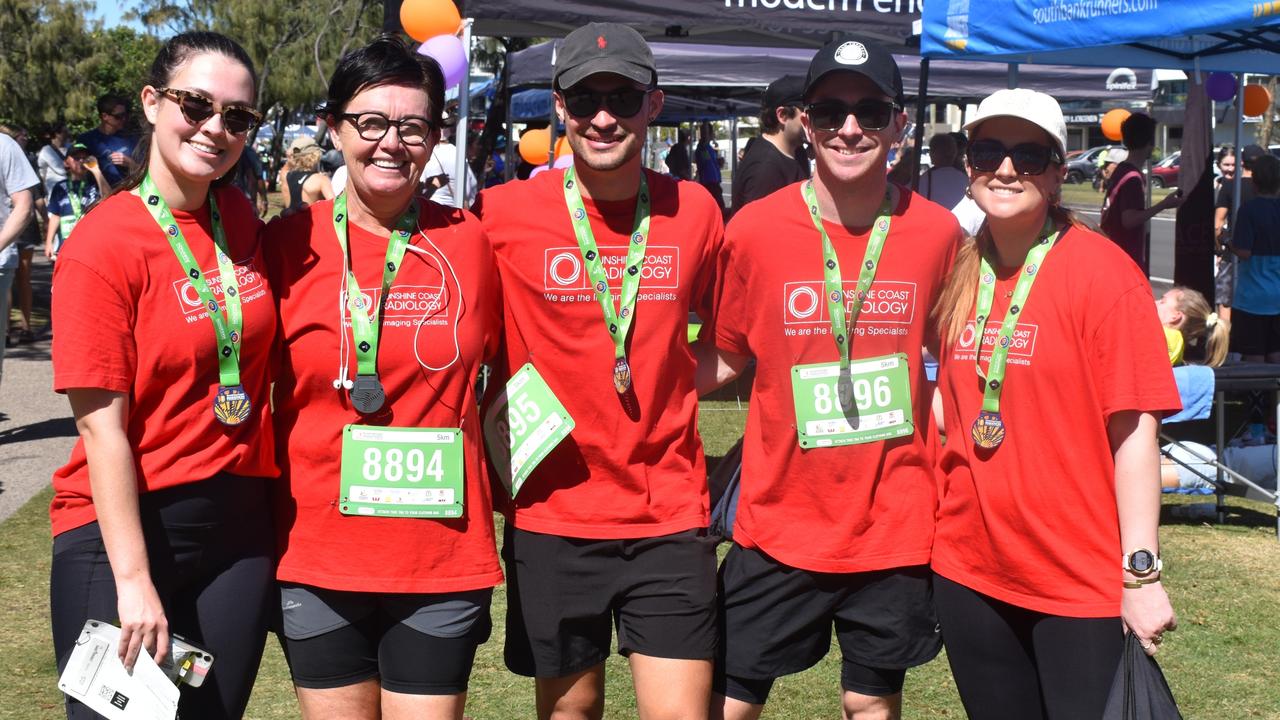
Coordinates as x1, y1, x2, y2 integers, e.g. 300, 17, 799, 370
1123, 549, 1162, 577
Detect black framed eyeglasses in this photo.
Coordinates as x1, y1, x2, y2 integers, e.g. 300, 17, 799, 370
337, 111, 435, 146
967, 139, 1062, 176
157, 87, 261, 135
561, 87, 651, 119
804, 98, 899, 132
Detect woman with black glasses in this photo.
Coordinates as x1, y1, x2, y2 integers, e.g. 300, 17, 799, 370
49, 32, 276, 720
264, 36, 502, 720
930, 89, 1181, 719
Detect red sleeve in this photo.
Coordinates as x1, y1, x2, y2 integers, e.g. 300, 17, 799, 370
711, 222, 752, 357
51, 258, 136, 393
1089, 283, 1182, 419
692, 199, 725, 341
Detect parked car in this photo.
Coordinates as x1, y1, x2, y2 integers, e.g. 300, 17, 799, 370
1065, 145, 1121, 184
1150, 150, 1180, 188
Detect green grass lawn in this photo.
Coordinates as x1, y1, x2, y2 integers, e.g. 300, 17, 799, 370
4, 400, 1279, 718
1061, 182, 1177, 212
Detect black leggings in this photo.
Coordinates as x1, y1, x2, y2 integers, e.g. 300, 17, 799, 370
934, 574, 1123, 720
50, 474, 275, 720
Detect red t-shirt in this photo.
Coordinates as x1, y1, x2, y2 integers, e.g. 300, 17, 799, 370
49, 188, 278, 536
475, 168, 722, 539
264, 198, 504, 594
715, 183, 961, 573
1101, 162, 1148, 274
932, 225, 1181, 617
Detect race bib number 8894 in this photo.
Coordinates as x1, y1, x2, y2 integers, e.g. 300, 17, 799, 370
339, 425, 463, 518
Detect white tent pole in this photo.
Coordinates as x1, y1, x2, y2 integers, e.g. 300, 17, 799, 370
454, 18, 474, 208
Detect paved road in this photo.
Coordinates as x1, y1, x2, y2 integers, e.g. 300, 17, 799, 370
0, 254, 75, 524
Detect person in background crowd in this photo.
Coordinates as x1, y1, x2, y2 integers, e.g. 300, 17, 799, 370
1154, 285, 1230, 367
77, 93, 139, 187
0, 124, 42, 346
1226, 153, 1280, 363
918, 132, 967, 209
695, 120, 725, 214
279, 135, 334, 213
886, 146, 917, 186
0, 129, 39, 381
229, 144, 267, 216
1101, 112, 1183, 275
44, 142, 110, 260
666, 126, 692, 180
265, 36, 502, 720
949, 131, 968, 172
48, 31, 276, 720
423, 110, 478, 207
931, 88, 1178, 719
1215, 144, 1264, 326
731, 74, 809, 216
701, 35, 959, 720
38, 124, 71, 197
1214, 145, 1235, 194
475, 22, 723, 720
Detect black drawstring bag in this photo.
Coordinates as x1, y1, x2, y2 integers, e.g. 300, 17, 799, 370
1102, 632, 1182, 720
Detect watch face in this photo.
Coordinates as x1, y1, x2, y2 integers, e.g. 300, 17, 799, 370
1130, 550, 1155, 573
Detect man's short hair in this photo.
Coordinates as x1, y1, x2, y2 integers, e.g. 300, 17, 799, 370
928, 133, 957, 166
96, 93, 129, 116
1120, 112, 1156, 151
760, 105, 799, 135
1252, 154, 1280, 194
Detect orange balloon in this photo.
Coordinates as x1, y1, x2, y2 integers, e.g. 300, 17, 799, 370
554, 136, 571, 158
518, 128, 552, 165
1100, 108, 1130, 142
1243, 84, 1273, 117
400, 0, 461, 42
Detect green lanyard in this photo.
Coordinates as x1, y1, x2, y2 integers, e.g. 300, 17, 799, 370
140, 173, 250, 426
800, 181, 894, 371
970, 218, 1060, 450
332, 192, 420, 415
67, 180, 85, 219
563, 166, 651, 395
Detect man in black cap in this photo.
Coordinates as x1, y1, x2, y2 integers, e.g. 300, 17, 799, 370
699, 34, 960, 720
730, 74, 809, 215
475, 22, 724, 720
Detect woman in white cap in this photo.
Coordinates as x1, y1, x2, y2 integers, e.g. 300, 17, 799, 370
929, 88, 1180, 718
279, 134, 334, 212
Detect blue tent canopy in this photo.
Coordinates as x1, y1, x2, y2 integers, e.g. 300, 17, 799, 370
922, 0, 1280, 73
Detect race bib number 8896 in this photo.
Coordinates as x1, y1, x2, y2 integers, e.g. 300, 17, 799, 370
791, 353, 914, 448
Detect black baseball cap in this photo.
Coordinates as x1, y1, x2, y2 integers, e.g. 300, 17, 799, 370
804, 34, 903, 105
554, 23, 657, 91
1242, 144, 1266, 169
763, 75, 806, 111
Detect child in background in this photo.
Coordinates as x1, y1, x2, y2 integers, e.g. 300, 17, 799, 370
1155, 286, 1230, 367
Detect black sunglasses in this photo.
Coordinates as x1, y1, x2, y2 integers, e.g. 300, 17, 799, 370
336, 111, 436, 146
561, 87, 651, 119
967, 139, 1062, 176
805, 98, 899, 132
157, 88, 261, 136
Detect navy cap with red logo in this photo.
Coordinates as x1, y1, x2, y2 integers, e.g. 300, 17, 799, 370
554, 23, 658, 91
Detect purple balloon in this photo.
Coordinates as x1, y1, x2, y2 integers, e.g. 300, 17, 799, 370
1206, 72, 1237, 102
417, 34, 466, 89
553, 152, 574, 169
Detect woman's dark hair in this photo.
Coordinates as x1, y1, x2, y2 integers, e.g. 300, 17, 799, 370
1252, 153, 1280, 195
321, 35, 445, 129
118, 31, 258, 193
1120, 112, 1156, 151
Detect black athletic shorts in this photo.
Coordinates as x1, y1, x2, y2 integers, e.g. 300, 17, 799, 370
279, 584, 492, 695
502, 525, 718, 678
716, 544, 941, 703
1230, 307, 1280, 357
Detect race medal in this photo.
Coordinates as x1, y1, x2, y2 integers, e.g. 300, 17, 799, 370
339, 425, 464, 518
792, 353, 914, 448
970, 410, 1006, 449
482, 363, 576, 497
212, 384, 252, 426
613, 356, 633, 395
563, 167, 649, 401
971, 219, 1060, 452
349, 374, 386, 415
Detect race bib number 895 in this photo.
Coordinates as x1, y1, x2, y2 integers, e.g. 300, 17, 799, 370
791, 353, 914, 448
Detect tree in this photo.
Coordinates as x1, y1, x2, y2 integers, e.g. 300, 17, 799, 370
0, 0, 92, 128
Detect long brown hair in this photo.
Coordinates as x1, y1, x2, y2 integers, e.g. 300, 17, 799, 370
932, 206, 1092, 348
1171, 285, 1230, 367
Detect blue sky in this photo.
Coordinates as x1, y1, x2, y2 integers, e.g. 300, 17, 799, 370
87, 2, 143, 30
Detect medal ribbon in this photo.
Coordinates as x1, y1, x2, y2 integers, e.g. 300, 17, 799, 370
562, 166, 650, 371
800, 181, 894, 370
67, 180, 85, 220
140, 174, 242, 387
973, 218, 1060, 414
332, 193, 420, 377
